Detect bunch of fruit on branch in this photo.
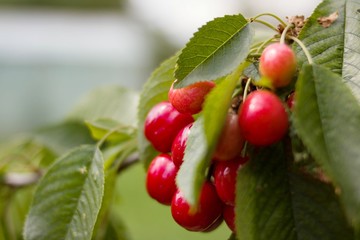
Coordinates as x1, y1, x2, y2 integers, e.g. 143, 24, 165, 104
144, 39, 297, 233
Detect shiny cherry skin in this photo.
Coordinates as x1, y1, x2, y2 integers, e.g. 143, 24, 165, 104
171, 181, 223, 232
223, 204, 235, 232
202, 214, 223, 232
146, 154, 178, 205
171, 123, 192, 168
144, 101, 194, 153
259, 43, 297, 88
168, 81, 215, 115
214, 112, 245, 161
238, 90, 289, 146
213, 157, 248, 206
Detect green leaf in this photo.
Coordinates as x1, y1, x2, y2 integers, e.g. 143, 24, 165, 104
137, 53, 179, 167
176, 63, 247, 207
0, 137, 56, 170
294, 0, 360, 100
85, 119, 136, 143
228, 233, 237, 240
174, 14, 254, 88
68, 86, 139, 127
294, 64, 360, 227
102, 211, 131, 240
235, 144, 354, 240
93, 140, 137, 240
34, 121, 95, 156
1, 187, 34, 240
343, 0, 360, 100
24, 145, 104, 240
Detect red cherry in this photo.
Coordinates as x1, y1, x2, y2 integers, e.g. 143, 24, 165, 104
287, 92, 295, 110
146, 154, 178, 205
168, 81, 215, 115
238, 90, 289, 146
259, 43, 297, 88
223, 205, 235, 232
171, 181, 223, 232
214, 112, 245, 161
171, 123, 192, 168
213, 157, 248, 206
144, 101, 194, 153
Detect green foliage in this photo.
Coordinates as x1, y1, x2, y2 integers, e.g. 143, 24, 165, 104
34, 121, 95, 156
0, 0, 359, 239
24, 145, 104, 240
235, 144, 353, 240
68, 86, 139, 127
176, 64, 247, 206
343, 0, 360, 101
294, 64, 360, 227
137, 53, 179, 167
86, 119, 136, 143
294, 0, 345, 74
175, 15, 254, 88
294, 0, 360, 100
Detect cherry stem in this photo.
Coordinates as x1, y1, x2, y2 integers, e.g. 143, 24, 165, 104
290, 36, 314, 64
251, 13, 287, 26
256, 36, 277, 53
247, 53, 262, 59
280, 24, 293, 44
243, 78, 252, 101
97, 125, 130, 149
251, 19, 278, 32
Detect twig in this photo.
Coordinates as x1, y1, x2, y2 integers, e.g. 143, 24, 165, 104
1, 172, 42, 188
117, 153, 140, 173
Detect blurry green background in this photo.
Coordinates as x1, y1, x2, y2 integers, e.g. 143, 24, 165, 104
0, 0, 321, 239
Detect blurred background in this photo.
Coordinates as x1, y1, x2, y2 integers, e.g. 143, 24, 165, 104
0, 0, 321, 239
0, 0, 321, 138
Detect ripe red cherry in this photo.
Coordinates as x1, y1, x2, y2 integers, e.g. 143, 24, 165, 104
259, 43, 297, 88
238, 90, 289, 146
144, 101, 194, 153
214, 112, 245, 161
146, 154, 178, 205
171, 123, 192, 168
171, 181, 223, 232
213, 157, 248, 206
168, 81, 216, 115
223, 205, 235, 232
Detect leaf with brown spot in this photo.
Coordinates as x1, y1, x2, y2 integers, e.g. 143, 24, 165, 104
317, 11, 339, 28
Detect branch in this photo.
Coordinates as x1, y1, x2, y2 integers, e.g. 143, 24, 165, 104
0, 154, 140, 188
117, 153, 140, 173
1, 172, 42, 188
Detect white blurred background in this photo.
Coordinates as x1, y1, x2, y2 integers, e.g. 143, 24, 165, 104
0, 0, 321, 138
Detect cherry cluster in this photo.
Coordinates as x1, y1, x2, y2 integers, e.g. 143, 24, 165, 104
144, 42, 297, 234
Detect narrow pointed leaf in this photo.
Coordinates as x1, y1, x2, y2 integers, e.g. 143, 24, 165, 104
137, 53, 179, 167
24, 145, 104, 240
294, 64, 360, 227
235, 145, 353, 240
176, 64, 246, 206
294, 0, 360, 100
175, 14, 253, 88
